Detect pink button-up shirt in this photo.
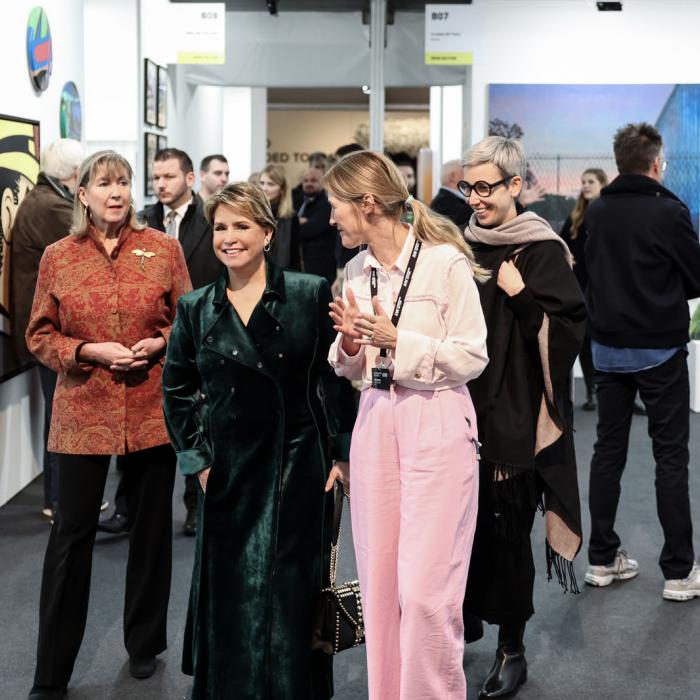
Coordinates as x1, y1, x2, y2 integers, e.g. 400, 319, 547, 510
328, 229, 488, 391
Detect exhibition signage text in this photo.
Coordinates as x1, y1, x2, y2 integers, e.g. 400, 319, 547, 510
424, 4, 473, 65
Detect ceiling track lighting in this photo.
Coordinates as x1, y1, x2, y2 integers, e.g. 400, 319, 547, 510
597, 2, 623, 10
266, 0, 278, 16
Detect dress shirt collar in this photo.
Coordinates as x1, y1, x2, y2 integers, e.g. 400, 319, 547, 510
362, 225, 416, 274
165, 194, 193, 222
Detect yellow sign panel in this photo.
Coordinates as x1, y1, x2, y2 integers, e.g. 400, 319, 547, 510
425, 52, 473, 66
176, 51, 225, 65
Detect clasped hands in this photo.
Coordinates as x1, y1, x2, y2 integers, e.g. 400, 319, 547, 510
79, 337, 166, 372
329, 287, 397, 354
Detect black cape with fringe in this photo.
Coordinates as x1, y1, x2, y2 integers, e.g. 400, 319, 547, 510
468, 238, 586, 586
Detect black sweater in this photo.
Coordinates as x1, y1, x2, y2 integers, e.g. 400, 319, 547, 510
584, 174, 700, 348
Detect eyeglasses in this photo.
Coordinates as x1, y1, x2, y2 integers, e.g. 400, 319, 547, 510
457, 176, 514, 198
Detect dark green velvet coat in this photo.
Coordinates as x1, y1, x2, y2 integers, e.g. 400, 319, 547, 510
162, 262, 349, 699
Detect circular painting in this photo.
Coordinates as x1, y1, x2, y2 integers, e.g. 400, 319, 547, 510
60, 82, 82, 140
27, 7, 53, 92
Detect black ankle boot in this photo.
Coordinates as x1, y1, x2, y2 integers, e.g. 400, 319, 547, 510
464, 611, 484, 643
478, 646, 527, 698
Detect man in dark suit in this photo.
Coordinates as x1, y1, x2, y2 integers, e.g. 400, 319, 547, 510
99, 147, 222, 537
430, 159, 473, 230
297, 167, 337, 285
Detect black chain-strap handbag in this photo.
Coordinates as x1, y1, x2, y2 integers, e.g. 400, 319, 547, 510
311, 483, 365, 655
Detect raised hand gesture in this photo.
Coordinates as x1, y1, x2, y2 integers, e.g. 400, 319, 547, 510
329, 287, 364, 356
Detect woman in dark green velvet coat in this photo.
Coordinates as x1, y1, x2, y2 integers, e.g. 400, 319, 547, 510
162, 182, 351, 699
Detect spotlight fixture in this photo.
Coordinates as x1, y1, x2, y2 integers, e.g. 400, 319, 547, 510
597, 2, 622, 10
266, 0, 278, 16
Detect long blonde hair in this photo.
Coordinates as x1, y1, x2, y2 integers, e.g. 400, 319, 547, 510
569, 168, 608, 239
260, 164, 294, 219
71, 150, 145, 236
324, 150, 489, 282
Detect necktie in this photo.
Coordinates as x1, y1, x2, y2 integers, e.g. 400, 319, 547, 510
165, 210, 178, 238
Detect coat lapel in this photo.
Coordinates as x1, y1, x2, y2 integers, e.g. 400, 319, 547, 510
203, 263, 286, 379
179, 195, 206, 262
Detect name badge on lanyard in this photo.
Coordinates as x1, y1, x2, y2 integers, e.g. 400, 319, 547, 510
369, 237, 422, 390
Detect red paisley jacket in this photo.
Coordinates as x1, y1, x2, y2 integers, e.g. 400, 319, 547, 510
26, 225, 192, 454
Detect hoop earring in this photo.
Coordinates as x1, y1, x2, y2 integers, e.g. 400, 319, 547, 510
264, 240, 271, 253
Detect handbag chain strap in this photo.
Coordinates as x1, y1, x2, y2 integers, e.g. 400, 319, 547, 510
329, 483, 346, 587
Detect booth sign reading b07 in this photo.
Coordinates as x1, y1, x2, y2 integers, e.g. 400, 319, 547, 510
424, 4, 473, 66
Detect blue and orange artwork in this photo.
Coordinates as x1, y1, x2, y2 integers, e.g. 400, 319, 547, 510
26, 7, 52, 92
60, 82, 82, 140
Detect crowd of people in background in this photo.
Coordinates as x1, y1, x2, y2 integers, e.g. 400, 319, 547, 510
9, 122, 700, 700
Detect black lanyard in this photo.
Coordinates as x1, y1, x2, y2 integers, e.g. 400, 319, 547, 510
369, 237, 422, 358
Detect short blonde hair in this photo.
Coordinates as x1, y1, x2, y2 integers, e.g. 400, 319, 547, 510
462, 136, 527, 181
324, 150, 489, 282
71, 150, 144, 236
260, 164, 293, 219
204, 181, 277, 236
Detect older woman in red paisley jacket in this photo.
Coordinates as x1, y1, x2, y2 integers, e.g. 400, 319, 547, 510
25, 150, 192, 700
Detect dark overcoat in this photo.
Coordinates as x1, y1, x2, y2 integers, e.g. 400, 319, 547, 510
162, 261, 342, 700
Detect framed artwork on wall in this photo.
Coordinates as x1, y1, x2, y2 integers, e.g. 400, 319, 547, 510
26, 7, 52, 92
0, 114, 41, 383
59, 81, 82, 140
157, 65, 168, 129
144, 132, 158, 197
144, 59, 157, 126
157, 135, 168, 152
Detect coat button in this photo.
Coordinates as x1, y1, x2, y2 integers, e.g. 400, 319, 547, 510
219, 359, 224, 365
414, 371, 422, 379
275, 326, 280, 332
278, 353, 284, 359
230, 387, 235, 394
257, 361, 263, 369
206, 336, 213, 344
232, 349, 238, 356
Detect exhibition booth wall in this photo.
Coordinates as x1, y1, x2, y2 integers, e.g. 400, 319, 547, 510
3, 0, 700, 506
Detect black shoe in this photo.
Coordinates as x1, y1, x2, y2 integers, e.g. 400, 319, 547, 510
183, 509, 197, 537
28, 686, 67, 699
633, 399, 647, 416
464, 612, 484, 643
97, 512, 129, 534
479, 647, 527, 698
129, 656, 157, 679
582, 395, 597, 411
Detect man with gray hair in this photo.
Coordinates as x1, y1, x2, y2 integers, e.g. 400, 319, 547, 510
10, 138, 84, 521
430, 158, 473, 230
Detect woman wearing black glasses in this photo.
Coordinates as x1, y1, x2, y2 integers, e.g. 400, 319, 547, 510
458, 136, 586, 699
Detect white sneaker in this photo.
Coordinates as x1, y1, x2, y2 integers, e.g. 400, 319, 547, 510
662, 562, 700, 601
585, 549, 639, 587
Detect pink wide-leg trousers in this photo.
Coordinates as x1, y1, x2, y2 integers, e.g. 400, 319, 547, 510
349, 384, 479, 700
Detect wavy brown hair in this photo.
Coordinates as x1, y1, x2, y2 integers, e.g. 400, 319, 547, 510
71, 151, 145, 236
569, 168, 608, 239
324, 150, 489, 282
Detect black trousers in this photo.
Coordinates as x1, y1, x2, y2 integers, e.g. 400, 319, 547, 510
579, 333, 595, 399
588, 350, 694, 579
33, 444, 176, 688
114, 471, 197, 515
38, 364, 60, 511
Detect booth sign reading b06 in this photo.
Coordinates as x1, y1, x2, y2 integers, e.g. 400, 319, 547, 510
424, 4, 473, 66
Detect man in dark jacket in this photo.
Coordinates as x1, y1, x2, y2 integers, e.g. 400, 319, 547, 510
100, 147, 222, 537
10, 138, 84, 520
297, 167, 337, 285
430, 159, 473, 230
584, 122, 700, 600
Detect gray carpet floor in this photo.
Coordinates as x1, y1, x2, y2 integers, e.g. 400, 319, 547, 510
1, 380, 699, 699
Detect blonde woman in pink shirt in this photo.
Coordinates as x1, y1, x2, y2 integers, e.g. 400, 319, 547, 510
326, 151, 489, 699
